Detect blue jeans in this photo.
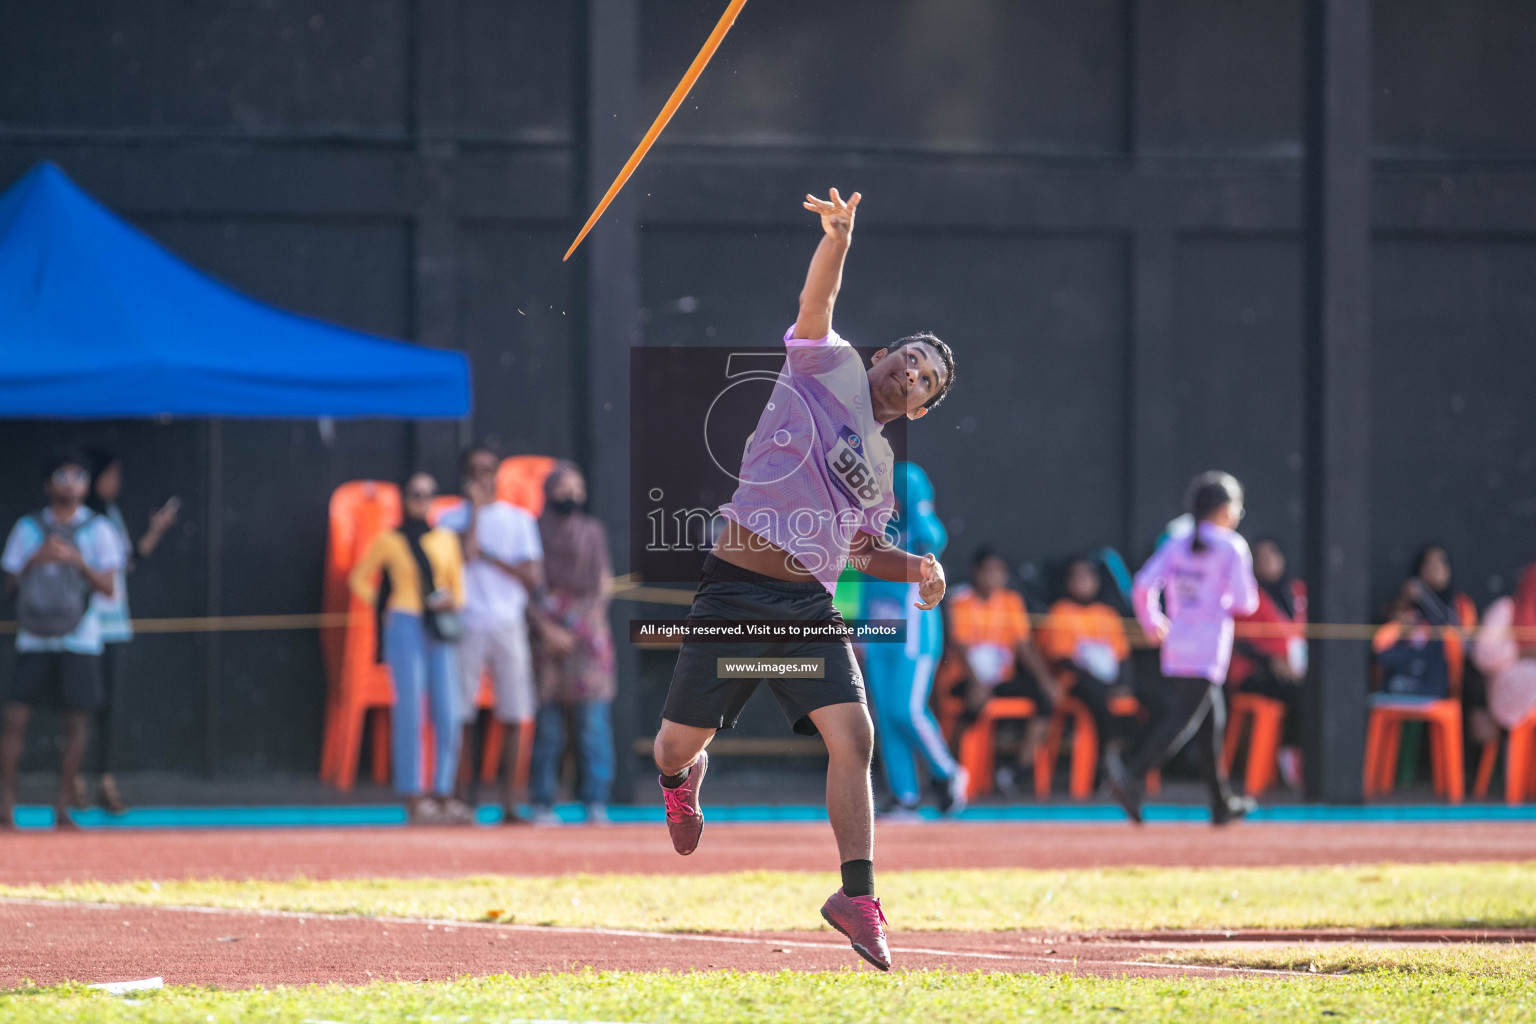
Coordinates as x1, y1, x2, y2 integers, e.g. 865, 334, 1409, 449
530, 700, 614, 807
384, 610, 462, 797
865, 643, 959, 805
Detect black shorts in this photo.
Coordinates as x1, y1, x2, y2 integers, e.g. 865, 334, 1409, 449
6, 651, 103, 713
661, 556, 866, 737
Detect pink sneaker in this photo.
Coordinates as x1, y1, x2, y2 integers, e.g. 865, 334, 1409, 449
660, 751, 708, 855
820, 888, 891, 971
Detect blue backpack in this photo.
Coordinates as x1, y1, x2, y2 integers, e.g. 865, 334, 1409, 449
15, 512, 95, 638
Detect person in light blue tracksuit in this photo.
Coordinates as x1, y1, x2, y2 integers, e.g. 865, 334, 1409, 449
860, 462, 967, 817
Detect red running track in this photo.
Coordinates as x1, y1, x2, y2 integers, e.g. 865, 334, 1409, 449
0, 821, 1532, 886
0, 900, 1306, 987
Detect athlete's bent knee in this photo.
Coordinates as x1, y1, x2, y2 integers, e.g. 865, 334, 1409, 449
653, 722, 708, 774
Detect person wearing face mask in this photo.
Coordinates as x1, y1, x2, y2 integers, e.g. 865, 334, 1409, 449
527, 462, 616, 825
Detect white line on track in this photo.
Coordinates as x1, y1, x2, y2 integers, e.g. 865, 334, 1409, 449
0, 896, 1316, 977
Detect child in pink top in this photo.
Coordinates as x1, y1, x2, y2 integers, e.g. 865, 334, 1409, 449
1108, 471, 1260, 825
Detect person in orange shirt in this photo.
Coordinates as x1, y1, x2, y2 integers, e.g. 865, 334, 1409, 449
946, 548, 1056, 789
1037, 557, 1136, 762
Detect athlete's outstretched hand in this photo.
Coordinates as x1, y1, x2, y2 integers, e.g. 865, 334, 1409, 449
915, 553, 946, 610
804, 188, 861, 242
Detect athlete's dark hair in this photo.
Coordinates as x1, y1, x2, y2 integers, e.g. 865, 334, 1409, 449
458, 441, 499, 480
891, 333, 955, 409
1185, 471, 1243, 555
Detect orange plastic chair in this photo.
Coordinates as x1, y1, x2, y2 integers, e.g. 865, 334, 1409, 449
1363, 698, 1466, 802
497, 454, 558, 515
1363, 621, 1470, 803
958, 697, 1046, 799
320, 481, 403, 790
1039, 689, 1159, 799
1503, 710, 1536, 803
1222, 692, 1288, 797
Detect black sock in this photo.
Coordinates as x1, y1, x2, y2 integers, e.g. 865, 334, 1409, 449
841, 859, 874, 898
659, 766, 690, 789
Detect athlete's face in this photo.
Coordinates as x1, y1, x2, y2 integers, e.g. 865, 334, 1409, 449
867, 342, 945, 421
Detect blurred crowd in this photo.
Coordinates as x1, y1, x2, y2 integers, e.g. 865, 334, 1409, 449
856, 464, 1536, 817
1, 443, 615, 829
5, 446, 1534, 826
345, 445, 615, 826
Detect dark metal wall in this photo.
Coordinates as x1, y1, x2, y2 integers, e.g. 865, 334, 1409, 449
1, 0, 1534, 780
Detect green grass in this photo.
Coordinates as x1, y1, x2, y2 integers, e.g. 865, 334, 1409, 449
5, 861, 1534, 933
1145, 942, 1536, 979
3, 970, 1535, 1024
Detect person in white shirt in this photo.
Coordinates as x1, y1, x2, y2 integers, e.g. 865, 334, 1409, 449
436, 445, 544, 823
0, 450, 124, 830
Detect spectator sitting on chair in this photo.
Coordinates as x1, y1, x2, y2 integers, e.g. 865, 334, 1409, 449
1227, 538, 1308, 790
1404, 544, 1487, 744
1372, 582, 1454, 704
0, 449, 124, 830
349, 472, 470, 825
946, 547, 1057, 793
1472, 562, 1536, 733
437, 444, 544, 825
1037, 556, 1135, 765
75, 447, 180, 815
528, 462, 616, 826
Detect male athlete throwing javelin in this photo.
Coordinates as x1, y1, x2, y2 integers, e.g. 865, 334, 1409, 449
652, 189, 955, 971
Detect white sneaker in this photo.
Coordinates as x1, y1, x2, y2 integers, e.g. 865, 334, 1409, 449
943, 767, 970, 815
880, 803, 923, 824
530, 806, 563, 826
586, 804, 610, 826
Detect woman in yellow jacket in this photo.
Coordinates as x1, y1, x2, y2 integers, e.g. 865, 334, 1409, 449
350, 473, 468, 822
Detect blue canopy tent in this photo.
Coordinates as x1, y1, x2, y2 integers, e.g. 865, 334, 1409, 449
0, 162, 469, 419
0, 162, 472, 780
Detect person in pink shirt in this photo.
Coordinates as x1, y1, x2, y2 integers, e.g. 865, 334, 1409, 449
1107, 471, 1260, 825
651, 188, 955, 972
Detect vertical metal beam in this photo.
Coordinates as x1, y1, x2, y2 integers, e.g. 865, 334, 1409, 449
409, 0, 463, 482
1125, 0, 1181, 555
1127, 227, 1179, 556
203, 419, 223, 778
1302, 0, 1373, 803
576, 0, 642, 802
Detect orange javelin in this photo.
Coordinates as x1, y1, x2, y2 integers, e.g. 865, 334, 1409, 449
563, 0, 749, 261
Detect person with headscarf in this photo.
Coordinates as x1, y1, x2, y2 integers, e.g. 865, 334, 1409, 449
77, 447, 179, 814
859, 463, 967, 819
349, 472, 469, 824
528, 462, 615, 825
1226, 538, 1308, 789
1374, 545, 1483, 743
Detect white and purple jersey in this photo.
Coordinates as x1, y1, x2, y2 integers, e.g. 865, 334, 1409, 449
718, 325, 896, 594
1133, 523, 1260, 684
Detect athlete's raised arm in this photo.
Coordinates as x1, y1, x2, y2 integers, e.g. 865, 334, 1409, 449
792, 188, 861, 341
